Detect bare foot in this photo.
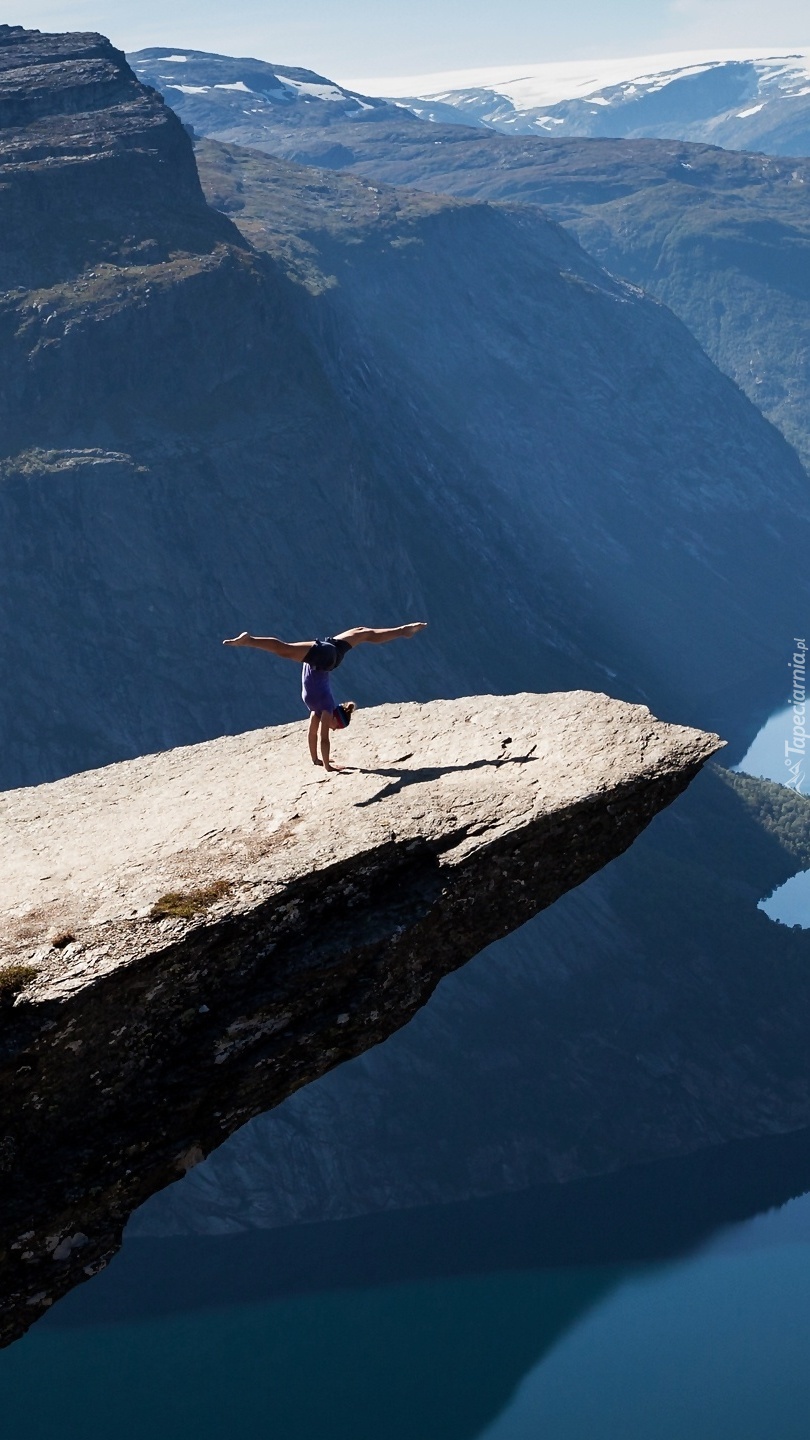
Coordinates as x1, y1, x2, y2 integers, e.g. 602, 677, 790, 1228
222, 632, 252, 647
311, 757, 323, 767
403, 622, 428, 638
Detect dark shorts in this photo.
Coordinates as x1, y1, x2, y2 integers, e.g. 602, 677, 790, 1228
304, 636, 352, 671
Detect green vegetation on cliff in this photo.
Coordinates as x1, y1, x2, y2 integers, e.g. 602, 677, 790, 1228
714, 767, 810, 872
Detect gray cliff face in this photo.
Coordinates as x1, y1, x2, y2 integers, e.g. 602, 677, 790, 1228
0, 692, 721, 1344
0, 26, 241, 290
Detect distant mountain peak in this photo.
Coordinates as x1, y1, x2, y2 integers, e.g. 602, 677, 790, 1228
342, 47, 810, 154
129, 47, 392, 127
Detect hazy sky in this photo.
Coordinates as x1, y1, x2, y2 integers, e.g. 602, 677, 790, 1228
8, 0, 809, 80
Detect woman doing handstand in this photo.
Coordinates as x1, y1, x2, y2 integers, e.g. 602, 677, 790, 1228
223, 624, 427, 772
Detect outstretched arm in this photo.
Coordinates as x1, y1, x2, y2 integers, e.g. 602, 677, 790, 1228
223, 633, 314, 662
333, 623, 427, 646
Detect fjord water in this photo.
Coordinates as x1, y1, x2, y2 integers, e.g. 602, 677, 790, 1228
4, 1128, 810, 1439
480, 1227, 810, 1440
736, 703, 810, 928
736, 703, 805, 793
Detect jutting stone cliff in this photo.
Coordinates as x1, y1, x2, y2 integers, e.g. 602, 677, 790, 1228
0, 691, 722, 1346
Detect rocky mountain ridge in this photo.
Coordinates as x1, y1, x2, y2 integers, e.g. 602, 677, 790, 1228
129, 44, 395, 135
0, 25, 241, 291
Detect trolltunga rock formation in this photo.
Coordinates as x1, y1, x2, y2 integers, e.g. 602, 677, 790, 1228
0, 691, 722, 1344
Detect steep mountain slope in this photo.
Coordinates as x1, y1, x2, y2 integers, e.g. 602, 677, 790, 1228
0, 31, 376, 782
489, 143, 810, 469
341, 134, 810, 470
4, 28, 809, 794
369, 133, 810, 468
0, 29, 570, 782
344, 49, 810, 156
155, 70, 810, 468
182, 140, 810, 741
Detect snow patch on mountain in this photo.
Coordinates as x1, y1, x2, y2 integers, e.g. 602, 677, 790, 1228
280, 76, 354, 102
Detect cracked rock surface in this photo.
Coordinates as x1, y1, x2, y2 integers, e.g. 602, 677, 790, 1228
0, 691, 721, 1344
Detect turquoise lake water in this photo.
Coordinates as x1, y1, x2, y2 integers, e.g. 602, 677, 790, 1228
736, 703, 806, 793
481, 1227, 810, 1440
2, 1169, 810, 1440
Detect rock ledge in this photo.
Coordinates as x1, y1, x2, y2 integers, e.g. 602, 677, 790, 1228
0, 691, 721, 1344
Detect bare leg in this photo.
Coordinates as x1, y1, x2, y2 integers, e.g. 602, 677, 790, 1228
222, 633, 314, 661
308, 712, 323, 766
332, 623, 427, 646
319, 712, 334, 772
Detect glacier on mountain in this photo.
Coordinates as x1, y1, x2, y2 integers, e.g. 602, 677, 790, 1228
343, 47, 810, 153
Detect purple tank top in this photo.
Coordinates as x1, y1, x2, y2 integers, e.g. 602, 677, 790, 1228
302, 663, 336, 714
